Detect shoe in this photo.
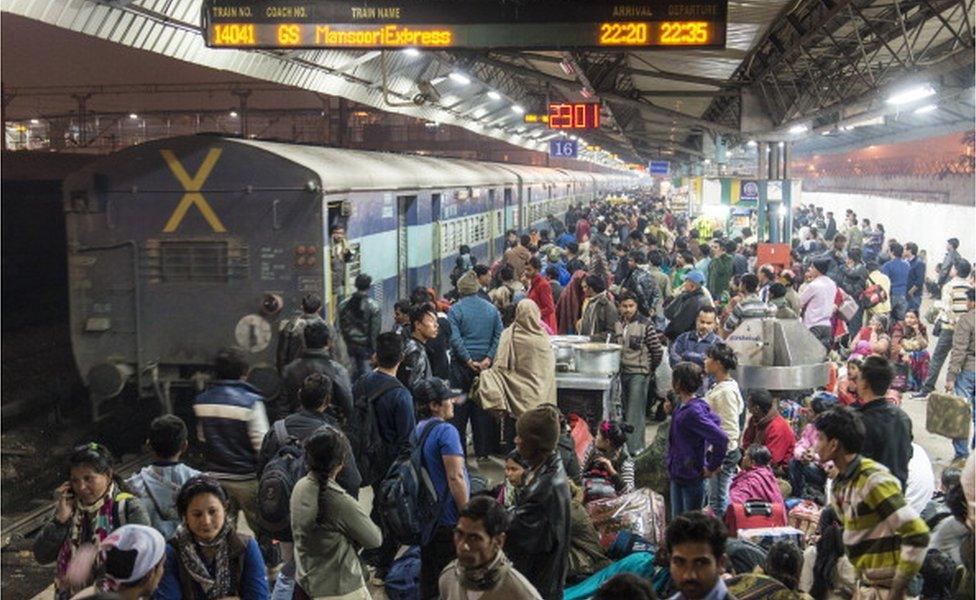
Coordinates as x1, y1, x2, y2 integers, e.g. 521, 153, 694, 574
910, 391, 930, 400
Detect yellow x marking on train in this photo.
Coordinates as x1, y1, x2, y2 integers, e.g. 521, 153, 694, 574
160, 148, 227, 233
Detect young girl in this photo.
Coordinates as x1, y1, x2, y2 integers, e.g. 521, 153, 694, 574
586, 421, 636, 495
834, 357, 862, 406
497, 450, 529, 507
893, 309, 930, 391
33, 443, 151, 600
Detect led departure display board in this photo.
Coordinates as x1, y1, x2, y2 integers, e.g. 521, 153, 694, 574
548, 103, 601, 130
202, 1, 728, 50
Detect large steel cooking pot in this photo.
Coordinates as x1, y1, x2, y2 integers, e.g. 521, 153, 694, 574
573, 342, 622, 376
551, 335, 590, 366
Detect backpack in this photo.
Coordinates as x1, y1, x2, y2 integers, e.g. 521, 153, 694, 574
385, 546, 421, 600
375, 420, 447, 547
350, 377, 405, 487
338, 296, 369, 347
552, 262, 571, 287
257, 420, 306, 540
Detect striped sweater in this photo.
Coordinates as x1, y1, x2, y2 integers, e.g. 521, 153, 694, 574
831, 456, 930, 587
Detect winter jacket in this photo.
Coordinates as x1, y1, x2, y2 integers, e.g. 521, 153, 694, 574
669, 330, 720, 368
33, 494, 151, 567
126, 462, 200, 539
667, 397, 729, 485
256, 409, 361, 497
857, 398, 914, 488
338, 292, 382, 350
275, 311, 325, 372
398, 336, 432, 393
281, 349, 354, 426
728, 466, 785, 506
504, 245, 533, 278
664, 288, 712, 340
621, 266, 660, 318
613, 315, 664, 375
579, 292, 618, 337
707, 254, 734, 299
507, 452, 572, 600
742, 414, 797, 471
448, 295, 504, 363
194, 381, 269, 476
156, 532, 268, 600
526, 273, 558, 331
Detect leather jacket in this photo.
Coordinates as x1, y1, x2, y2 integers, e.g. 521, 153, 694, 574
507, 452, 571, 599
397, 336, 432, 393
281, 350, 354, 426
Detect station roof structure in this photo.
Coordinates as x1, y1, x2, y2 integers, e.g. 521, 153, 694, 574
2, 0, 973, 166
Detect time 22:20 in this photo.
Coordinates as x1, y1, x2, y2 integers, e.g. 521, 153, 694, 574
598, 22, 649, 45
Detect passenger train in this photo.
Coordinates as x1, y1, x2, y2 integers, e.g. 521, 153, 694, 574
63, 135, 632, 409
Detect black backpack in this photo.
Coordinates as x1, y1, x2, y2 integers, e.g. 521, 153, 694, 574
257, 420, 306, 541
350, 376, 405, 487
376, 420, 446, 547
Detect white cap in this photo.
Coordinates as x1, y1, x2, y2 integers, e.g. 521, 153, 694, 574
100, 524, 166, 584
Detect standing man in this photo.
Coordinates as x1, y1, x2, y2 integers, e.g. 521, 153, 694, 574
357, 333, 414, 581
664, 271, 713, 341
620, 250, 661, 321
473, 264, 493, 303
882, 242, 911, 322
448, 270, 504, 458
414, 379, 470, 599
814, 407, 929, 599
504, 234, 533, 279
438, 497, 542, 599
330, 224, 354, 305
193, 348, 270, 560
398, 304, 438, 393
721, 273, 767, 335
855, 356, 914, 488
578, 274, 618, 337
276, 293, 326, 372
338, 273, 381, 382
522, 257, 557, 331
798, 258, 837, 349
507, 405, 571, 599
281, 321, 354, 426
904, 242, 926, 313
824, 211, 837, 240
946, 288, 976, 460
613, 291, 664, 453
937, 237, 962, 292
918, 261, 973, 398
669, 306, 720, 369
706, 239, 733, 300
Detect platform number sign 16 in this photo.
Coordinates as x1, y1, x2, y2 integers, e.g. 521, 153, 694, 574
549, 139, 578, 159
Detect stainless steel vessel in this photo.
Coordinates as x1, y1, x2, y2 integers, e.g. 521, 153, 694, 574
724, 317, 829, 391
573, 342, 622, 376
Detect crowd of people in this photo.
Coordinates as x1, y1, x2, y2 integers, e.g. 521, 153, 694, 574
34, 194, 976, 600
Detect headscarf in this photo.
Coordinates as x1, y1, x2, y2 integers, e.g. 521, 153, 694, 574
57, 484, 121, 595
173, 521, 234, 599
477, 300, 556, 418
556, 270, 588, 334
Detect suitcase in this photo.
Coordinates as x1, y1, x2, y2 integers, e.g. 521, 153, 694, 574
737, 526, 806, 551
724, 500, 788, 537
926, 392, 973, 440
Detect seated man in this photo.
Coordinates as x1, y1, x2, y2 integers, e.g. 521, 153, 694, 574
728, 444, 785, 507
741, 390, 796, 475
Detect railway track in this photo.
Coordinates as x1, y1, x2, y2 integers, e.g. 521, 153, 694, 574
1, 452, 150, 548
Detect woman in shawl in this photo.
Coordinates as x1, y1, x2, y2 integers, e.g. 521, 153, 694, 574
33, 443, 151, 600
557, 270, 588, 334
155, 476, 269, 599
478, 300, 557, 420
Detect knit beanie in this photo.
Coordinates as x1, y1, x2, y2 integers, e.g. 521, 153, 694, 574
457, 270, 480, 296
516, 404, 561, 456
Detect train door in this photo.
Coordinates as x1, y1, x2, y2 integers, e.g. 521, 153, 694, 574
325, 201, 347, 321
522, 186, 531, 230
487, 189, 497, 260
503, 187, 515, 236
431, 193, 442, 294
396, 195, 416, 299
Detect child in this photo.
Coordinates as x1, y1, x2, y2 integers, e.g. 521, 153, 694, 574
835, 357, 862, 406
586, 421, 636, 495
125, 415, 200, 540
497, 450, 528, 508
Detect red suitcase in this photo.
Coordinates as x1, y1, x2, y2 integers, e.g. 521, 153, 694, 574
724, 500, 788, 536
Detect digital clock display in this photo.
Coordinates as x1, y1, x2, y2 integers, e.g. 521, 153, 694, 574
548, 103, 601, 130
203, 0, 728, 49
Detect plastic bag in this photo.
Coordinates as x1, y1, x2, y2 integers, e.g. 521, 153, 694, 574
586, 488, 666, 549
568, 413, 594, 466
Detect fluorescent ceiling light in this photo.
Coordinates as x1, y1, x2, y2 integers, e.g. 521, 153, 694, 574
129, 113, 139, 119
886, 84, 935, 105
487, 90, 501, 100
449, 72, 471, 85
914, 104, 937, 115
229, 111, 238, 117
746, 140, 757, 147
402, 48, 421, 57
788, 124, 809, 134
511, 105, 525, 115
30, 119, 39, 124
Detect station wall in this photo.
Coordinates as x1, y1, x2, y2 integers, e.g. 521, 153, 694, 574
802, 190, 976, 266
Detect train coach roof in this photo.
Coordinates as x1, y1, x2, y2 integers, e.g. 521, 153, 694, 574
234, 137, 521, 192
